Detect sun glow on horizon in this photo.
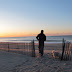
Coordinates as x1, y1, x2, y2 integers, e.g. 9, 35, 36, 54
0, 0, 72, 37
0, 31, 72, 37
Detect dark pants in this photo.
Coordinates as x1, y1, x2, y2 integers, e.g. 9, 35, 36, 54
39, 44, 44, 56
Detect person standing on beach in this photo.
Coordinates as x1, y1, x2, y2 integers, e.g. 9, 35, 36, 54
36, 30, 46, 56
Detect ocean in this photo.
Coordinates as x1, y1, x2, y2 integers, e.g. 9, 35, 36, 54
0, 35, 72, 43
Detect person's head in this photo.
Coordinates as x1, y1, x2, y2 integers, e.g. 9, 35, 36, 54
41, 30, 44, 34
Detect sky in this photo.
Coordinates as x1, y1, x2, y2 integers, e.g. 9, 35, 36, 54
0, 0, 72, 37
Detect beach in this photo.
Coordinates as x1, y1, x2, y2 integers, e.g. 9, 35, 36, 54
0, 0, 72, 71
0, 51, 72, 72
0, 42, 72, 72
15, 54, 72, 72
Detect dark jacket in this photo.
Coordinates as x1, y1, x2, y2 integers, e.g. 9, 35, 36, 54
36, 33, 46, 46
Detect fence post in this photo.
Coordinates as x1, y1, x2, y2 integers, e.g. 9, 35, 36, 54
69, 42, 71, 60
61, 38, 65, 60
23, 43, 25, 55
32, 40, 35, 57
8, 42, 9, 52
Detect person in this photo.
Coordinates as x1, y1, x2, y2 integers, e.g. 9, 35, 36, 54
36, 30, 46, 56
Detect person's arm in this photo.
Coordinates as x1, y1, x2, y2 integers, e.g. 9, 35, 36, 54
44, 35, 46, 41
36, 34, 39, 40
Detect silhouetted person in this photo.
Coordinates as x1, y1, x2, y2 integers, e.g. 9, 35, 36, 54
36, 30, 46, 56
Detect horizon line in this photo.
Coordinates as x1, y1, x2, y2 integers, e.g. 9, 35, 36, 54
0, 34, 72, 38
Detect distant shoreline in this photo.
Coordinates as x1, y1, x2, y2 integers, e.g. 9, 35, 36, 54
0, 34, 72, 38
0, 35, 72, 43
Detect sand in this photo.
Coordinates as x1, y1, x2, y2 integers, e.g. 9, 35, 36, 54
0, 51, 32, 72
0, 42, 63, 56
0, 42, 72, 72
0, 51, 72, 72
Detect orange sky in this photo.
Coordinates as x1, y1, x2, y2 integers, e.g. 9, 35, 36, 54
0, 31, 72, 37
0, 0, 72, 37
